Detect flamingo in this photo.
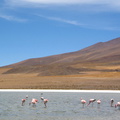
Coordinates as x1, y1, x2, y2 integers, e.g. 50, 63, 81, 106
81, 98, 86, 108
29, 98, 38, 107
26, 95, 28, 99
97, 99, 101, 108
21, 99, 26, 106
40, 97, 48, 107
110, 99, 114, 107
97, 99, 101, 104
115, 102, 120, 110
41, 97, 44, 101
43, 99, 48, 108
87, 99, 96, 106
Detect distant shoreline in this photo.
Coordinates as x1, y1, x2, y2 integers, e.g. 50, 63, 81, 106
0, 89, 120, 93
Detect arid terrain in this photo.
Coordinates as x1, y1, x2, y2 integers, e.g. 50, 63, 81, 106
0, 66, 120, 89
0, 37, 120, 89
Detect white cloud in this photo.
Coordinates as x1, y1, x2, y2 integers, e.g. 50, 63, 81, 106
5, 0, 120, 6
36, 14, 120, 31
0, 14, 28, 22
36, 14, 84, 26
4, 0, 120, 12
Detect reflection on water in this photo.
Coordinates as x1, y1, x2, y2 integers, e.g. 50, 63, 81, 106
0, 91, 120, 120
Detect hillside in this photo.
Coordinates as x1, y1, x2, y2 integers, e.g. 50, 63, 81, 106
2, 37, 120, 76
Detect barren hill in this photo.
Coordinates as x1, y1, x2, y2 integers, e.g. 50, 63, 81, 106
3, 37, 120, 76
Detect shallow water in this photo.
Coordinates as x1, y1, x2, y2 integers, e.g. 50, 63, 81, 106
0, 91, 120, 120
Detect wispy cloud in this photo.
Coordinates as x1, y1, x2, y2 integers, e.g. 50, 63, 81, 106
36, 14, 84, 26
0, 14, 28, 22
36, 14, 120, 31
35, 14, 120, 31
5, 0, 120, 7
2, 0, 120, 31
5, 0, 120, 5
4, 0, 120, 12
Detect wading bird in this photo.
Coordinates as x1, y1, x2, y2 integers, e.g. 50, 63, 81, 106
97, 99, 101, 104
26, 95, 28, 99
115, 102, 120, 110
41, 97, 44, 101
97, 99, 101, 108
43, 99, 48, 108
21, 99, 26, 106
110, 99, 114, 107
87, 99, 96, 106
29, 98, 38, 107
81, 98, 86, 108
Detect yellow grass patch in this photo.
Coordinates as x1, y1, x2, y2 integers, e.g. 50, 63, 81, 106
0, 68, 120, 90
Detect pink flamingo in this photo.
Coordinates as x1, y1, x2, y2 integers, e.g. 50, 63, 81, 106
97, 99, 101, 104
81, 98, 86, 108
110, 99, 114, 107
29, 98, 38, 107
21, 99, 26, 106
87, 99, 96, 106
97, 99, 101, 108
115, 102, 120, 110
43, 99, 48, 107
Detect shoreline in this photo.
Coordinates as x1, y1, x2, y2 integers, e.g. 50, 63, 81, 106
0, 89, 120, 93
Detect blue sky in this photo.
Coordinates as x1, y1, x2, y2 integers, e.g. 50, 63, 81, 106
0, 0, 120, 67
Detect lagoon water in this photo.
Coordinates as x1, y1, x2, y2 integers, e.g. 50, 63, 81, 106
0, 91, 120, 120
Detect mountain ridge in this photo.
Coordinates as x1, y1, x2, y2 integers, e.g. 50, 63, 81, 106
3, 37, 120, 76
